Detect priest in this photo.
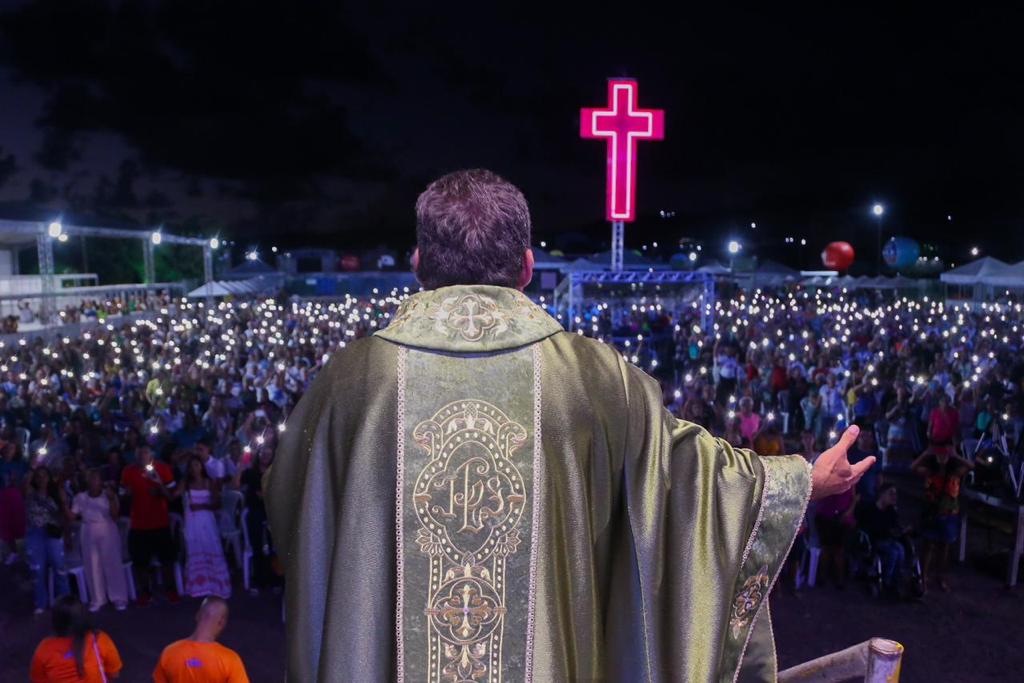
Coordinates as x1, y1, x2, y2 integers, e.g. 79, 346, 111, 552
267, 168, 873, 682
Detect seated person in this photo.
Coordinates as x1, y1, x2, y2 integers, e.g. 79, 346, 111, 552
856, 483, 907, 595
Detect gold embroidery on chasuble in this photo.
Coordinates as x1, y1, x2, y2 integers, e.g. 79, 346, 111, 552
411, 400, 530, 682
728, 565, 770, 639
429, 292, 540, 342
387, 287, 553, 682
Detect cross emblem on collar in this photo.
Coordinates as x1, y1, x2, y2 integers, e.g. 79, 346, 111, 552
447, 295, 498, 341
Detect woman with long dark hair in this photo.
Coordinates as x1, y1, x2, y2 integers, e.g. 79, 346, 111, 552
182, 455, 231, 598
30, 595, 122, 682
24, 466, 70, 614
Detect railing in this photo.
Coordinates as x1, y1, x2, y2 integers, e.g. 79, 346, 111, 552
0, 310, 160, 345
778, 638, 903, 683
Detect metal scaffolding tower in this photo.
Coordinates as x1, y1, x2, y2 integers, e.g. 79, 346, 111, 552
35, 233, 55, 323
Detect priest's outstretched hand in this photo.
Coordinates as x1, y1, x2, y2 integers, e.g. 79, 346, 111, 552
809, 425, 876, 501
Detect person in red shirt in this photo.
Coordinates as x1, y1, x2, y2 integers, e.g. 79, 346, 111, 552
120, 445, 180, 606
30, 595, 123, 682
927, 394, 960, 449
153, 597, 250, 683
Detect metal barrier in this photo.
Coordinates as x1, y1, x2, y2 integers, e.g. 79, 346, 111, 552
0, 311, 159, 345
779, 638, 903, 683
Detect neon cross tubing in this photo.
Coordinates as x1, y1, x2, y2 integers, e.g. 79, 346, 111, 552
580, 78, 665, 223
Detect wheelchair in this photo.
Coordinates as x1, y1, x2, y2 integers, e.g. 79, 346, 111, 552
851, 529, 924, 599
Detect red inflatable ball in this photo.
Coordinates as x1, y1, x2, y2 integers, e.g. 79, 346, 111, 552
821, 241, 855, 271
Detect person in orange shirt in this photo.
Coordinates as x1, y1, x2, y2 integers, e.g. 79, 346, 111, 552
153, 597, 250, 683
30, 595, 123, 682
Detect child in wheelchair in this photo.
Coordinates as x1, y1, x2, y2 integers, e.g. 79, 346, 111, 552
854, 483, 924, 599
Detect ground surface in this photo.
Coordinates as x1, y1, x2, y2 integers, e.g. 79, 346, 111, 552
3, 512, 1022, 682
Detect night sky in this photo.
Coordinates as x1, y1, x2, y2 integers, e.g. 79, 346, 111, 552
0, 1, 1022, 268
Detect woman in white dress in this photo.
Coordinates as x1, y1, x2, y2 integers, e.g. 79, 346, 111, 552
71, 470, 128, 611
181, 456, 231, 598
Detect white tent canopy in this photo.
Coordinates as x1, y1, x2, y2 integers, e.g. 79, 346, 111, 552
186, 275, 281, 298
940, 256, 1014, 286
982, 260, 1024, 288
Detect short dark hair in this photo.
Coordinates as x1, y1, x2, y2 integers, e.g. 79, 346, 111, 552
415, 169, 531, 289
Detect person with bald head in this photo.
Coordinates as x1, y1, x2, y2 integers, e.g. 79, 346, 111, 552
153, 597, 249, 683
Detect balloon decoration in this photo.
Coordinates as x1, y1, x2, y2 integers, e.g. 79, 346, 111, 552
883, 237, 921, 270
821, 241, 855, 271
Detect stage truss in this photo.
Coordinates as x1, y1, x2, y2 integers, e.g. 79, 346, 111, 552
0, 219, 214, 323
553, 269, 717, 333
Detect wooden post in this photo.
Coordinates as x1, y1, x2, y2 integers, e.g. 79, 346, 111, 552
778, 638, 903, 683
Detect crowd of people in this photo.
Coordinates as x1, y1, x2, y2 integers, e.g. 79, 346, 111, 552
569, 287, 1023, 596
1, 283, 1022, 676
0, 291, 400, 618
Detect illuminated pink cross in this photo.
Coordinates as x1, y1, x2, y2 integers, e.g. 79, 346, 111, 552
580, 79, 664, 223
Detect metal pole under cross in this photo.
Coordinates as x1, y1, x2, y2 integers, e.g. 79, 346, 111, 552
611, 221, 624, 272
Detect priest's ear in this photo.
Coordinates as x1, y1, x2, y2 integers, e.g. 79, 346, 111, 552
411, 248, 420, 276
516, 248, 534, 291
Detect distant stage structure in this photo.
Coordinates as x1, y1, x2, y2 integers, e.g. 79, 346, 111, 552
0, 219, 215, 329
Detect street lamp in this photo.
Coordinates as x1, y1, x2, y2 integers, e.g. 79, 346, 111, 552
47, 221, 63, 238
150, 231, 162, 245
970, 246, 980, 257
871, 204, 885, 274
727, 239, 741, 272
209, 237, 220, 250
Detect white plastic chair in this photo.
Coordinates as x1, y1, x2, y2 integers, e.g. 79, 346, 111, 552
240, 508, 255, 591
164, 512, 185, 595
219, 489, 244, 568
796, 544, 823, 589
63, 525, 88, 605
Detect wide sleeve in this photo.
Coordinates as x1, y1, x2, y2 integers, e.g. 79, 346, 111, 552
263, 357, 340, 681
264, 357, 336, 568
620, 363, 811, 683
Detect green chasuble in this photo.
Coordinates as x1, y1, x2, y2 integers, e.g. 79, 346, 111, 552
266, 285, 812, 683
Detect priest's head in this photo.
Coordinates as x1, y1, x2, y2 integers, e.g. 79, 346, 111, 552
411, 169, 534, 291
